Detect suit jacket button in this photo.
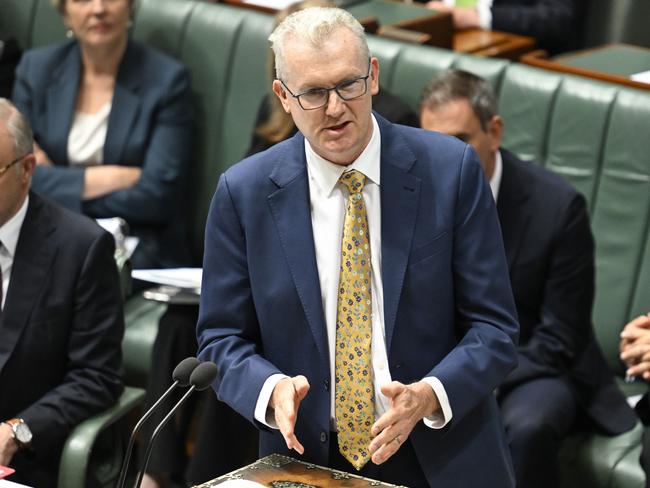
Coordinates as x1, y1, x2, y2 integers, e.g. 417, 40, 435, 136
320, 431, 328, 443
323, 379, 329, 391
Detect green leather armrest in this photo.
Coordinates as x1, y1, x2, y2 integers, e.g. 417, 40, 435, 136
57, 386, 145, 488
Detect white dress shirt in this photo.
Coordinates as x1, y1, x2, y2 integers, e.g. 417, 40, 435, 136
254, 115, 452, 430
0, 196, 29, 309
490, 150, 503, 201
67, 102, 111, 166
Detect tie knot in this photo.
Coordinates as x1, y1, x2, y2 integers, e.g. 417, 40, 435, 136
339, 170, 366, 194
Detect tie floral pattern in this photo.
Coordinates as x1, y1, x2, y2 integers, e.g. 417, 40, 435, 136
335, 169, 374, 471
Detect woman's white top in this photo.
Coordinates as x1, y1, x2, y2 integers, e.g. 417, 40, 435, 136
67, 102, 111, 166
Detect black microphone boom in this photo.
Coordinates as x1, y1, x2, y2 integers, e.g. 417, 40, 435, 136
133, 361, 218, 488
115, 357, 200, 488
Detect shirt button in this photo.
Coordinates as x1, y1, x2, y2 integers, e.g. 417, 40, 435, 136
320, 431, 328, 443
379, 361, 386, 371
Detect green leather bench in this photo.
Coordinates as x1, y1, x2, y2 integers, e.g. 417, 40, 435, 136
3, 0, 650, 486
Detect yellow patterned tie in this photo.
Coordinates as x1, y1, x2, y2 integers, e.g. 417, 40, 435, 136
335, 169, 374, 471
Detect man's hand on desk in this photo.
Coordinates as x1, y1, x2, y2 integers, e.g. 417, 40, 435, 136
369, 381, 440, 465
0, 423, 18, 467
269, 376, 310, 455
425, 2, 481, 29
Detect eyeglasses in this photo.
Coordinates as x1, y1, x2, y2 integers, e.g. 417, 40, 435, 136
279, 60, 372, 111
0, 154, 27, 177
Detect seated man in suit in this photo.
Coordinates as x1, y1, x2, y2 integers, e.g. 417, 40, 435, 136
197, 7, 519, 488
620, 312, 650, 488
0, 98, 123, 488
420, 69, 636, 488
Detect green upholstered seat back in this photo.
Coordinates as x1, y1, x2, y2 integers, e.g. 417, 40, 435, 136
0, 0, 39, 50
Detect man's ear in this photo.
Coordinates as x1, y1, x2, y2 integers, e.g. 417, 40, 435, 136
272, 80, 292, 114
21, 154, 36, 183
488, 115, 503, 152
369, 57, 380, 96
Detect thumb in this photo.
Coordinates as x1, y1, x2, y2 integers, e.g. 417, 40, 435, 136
381, 381, 405, 398
292, 375, 310, 402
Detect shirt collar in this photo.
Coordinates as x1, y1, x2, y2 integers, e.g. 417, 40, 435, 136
0, 196, 29, 258
490, 150, 503, 201
305, 114, 381, 196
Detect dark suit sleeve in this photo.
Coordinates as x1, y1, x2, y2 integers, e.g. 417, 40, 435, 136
81, 67, 193, 225
491, 0, 581, 53
502, 192, 593, 389
17, 231, 124, 454
196, 174, 282, 427
428, 145, 519, 423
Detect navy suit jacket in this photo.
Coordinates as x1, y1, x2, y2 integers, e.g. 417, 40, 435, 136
497, 149, 636, 434
197, 115, 520, 487
12, 40, 193, 268
0, 193, 124, 488
491, 0, 586, 53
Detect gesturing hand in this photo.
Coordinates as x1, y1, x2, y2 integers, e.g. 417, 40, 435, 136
368, 381, 439, 465
620, 313, 650, 379
269, 375, 310, 455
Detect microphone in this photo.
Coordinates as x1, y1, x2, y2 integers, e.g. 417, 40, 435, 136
116, 357, 200, 488
133, 361, 218, 488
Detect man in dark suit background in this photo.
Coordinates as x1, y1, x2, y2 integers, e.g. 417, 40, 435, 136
420, 69, 636, 488
0, 98, 123, 488
422, 0, 586, 54
198, 7, 519, 488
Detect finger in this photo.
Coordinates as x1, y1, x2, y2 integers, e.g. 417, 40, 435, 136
292, 375, 310, 402
627, 361, 650, 377
371, 434, 403, 465
621, 343, 650, 361
380, 381, 407, 401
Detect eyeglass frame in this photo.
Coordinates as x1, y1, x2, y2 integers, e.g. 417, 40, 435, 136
278, 59, 373, 111
0, 154, 28, 178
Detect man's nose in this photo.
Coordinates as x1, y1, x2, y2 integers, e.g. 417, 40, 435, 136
325, 90, 345, 117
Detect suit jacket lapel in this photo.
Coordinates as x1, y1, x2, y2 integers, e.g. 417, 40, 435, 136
267, 135, 329, 371
377, 116, 420, 353
0, 195, 56, 373
497, 149, 531, 271
104, 41, 141, 164
45, 42, 80, 166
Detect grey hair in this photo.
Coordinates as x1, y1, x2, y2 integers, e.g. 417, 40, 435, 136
0, 98, 34, 160
268, 7, 369, 81
420, 69, 497, 132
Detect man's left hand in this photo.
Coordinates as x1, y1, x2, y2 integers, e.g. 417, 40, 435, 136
0, 422, 18, 467
368, 381, 439, 465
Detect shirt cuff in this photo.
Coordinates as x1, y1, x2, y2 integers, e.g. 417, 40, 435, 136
254, 373, 289, 428
478, 0, 493, 29
420, 376, 453, 429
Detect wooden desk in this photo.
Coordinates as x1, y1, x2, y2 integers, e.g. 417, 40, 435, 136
194, 454, 400, 488
217, 0, 535, 59
455, 28, 535, 60
522, 43, 650, 91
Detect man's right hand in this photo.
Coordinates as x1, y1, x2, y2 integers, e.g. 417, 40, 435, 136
269, 376, 310, 455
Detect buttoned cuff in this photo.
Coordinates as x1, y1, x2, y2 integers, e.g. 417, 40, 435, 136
254, 373, 290, 428
420, 376, 453, 429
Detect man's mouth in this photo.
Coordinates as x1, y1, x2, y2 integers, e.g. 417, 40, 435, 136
325, 121, 350, 134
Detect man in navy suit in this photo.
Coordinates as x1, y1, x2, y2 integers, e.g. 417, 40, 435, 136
420, 69, 636, 488
197, 8, 519, 487
0, 99, 123, 488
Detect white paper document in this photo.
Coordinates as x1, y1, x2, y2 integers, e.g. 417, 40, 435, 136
631, 69, 650, 84
243, 0, 298, 9
132, 268, 202, 292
